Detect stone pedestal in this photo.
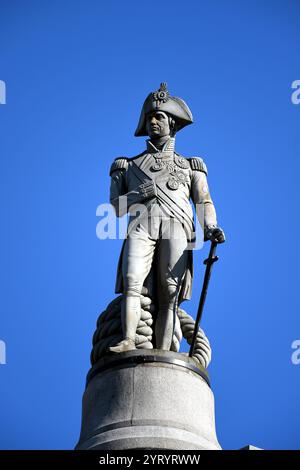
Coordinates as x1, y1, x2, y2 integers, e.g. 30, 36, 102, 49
76, 350, 221, 450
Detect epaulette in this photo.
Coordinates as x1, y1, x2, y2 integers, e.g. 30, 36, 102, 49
189, 157, 208, 176
109, 157, 129, 176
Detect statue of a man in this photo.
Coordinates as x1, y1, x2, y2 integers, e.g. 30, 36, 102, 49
108, 83, 225, 353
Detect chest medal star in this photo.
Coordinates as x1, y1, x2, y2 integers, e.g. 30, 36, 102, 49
150, 154, 189, 190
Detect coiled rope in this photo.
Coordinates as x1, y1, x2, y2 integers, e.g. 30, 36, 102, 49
91, 295, 211, 368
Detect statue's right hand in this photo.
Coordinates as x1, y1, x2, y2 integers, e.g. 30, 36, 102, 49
139, 181, 157, 199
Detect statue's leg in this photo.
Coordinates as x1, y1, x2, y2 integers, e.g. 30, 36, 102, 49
155, 219, 188, 350
110, 220, 156, 353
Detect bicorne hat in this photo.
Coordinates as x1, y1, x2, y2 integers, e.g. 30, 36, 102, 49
134, 83, 193, 137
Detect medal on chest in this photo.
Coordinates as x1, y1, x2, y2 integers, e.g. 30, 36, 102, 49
150, 153, 189, 190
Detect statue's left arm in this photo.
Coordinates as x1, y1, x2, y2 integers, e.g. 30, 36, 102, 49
190, 157, 225, 244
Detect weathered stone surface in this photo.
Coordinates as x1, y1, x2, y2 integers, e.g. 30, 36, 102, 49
76, 350, 221, 450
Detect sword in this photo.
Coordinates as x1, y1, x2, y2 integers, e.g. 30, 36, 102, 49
188, 241, 219, 358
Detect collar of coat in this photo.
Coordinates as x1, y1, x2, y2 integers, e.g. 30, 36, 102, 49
146, 137, 175, 156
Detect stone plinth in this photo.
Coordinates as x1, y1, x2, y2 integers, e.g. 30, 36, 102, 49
76, 350, 221, 450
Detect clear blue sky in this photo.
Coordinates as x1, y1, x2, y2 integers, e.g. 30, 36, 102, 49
0, 0, 299, 450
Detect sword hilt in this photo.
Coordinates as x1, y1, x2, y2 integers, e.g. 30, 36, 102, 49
203, 240, 219, 266
203, 255, 219, 266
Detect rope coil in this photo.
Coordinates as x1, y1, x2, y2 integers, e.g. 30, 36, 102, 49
91, 295, 211, 368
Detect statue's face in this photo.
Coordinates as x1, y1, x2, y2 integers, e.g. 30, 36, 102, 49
146, 111, 171, 139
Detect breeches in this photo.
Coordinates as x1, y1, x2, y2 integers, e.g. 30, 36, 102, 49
122, 214, 189, 304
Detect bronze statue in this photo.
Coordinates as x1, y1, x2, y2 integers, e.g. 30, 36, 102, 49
108, 83, 225, 353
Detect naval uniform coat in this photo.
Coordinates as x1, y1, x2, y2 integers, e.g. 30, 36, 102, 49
109, 138, 218, 304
